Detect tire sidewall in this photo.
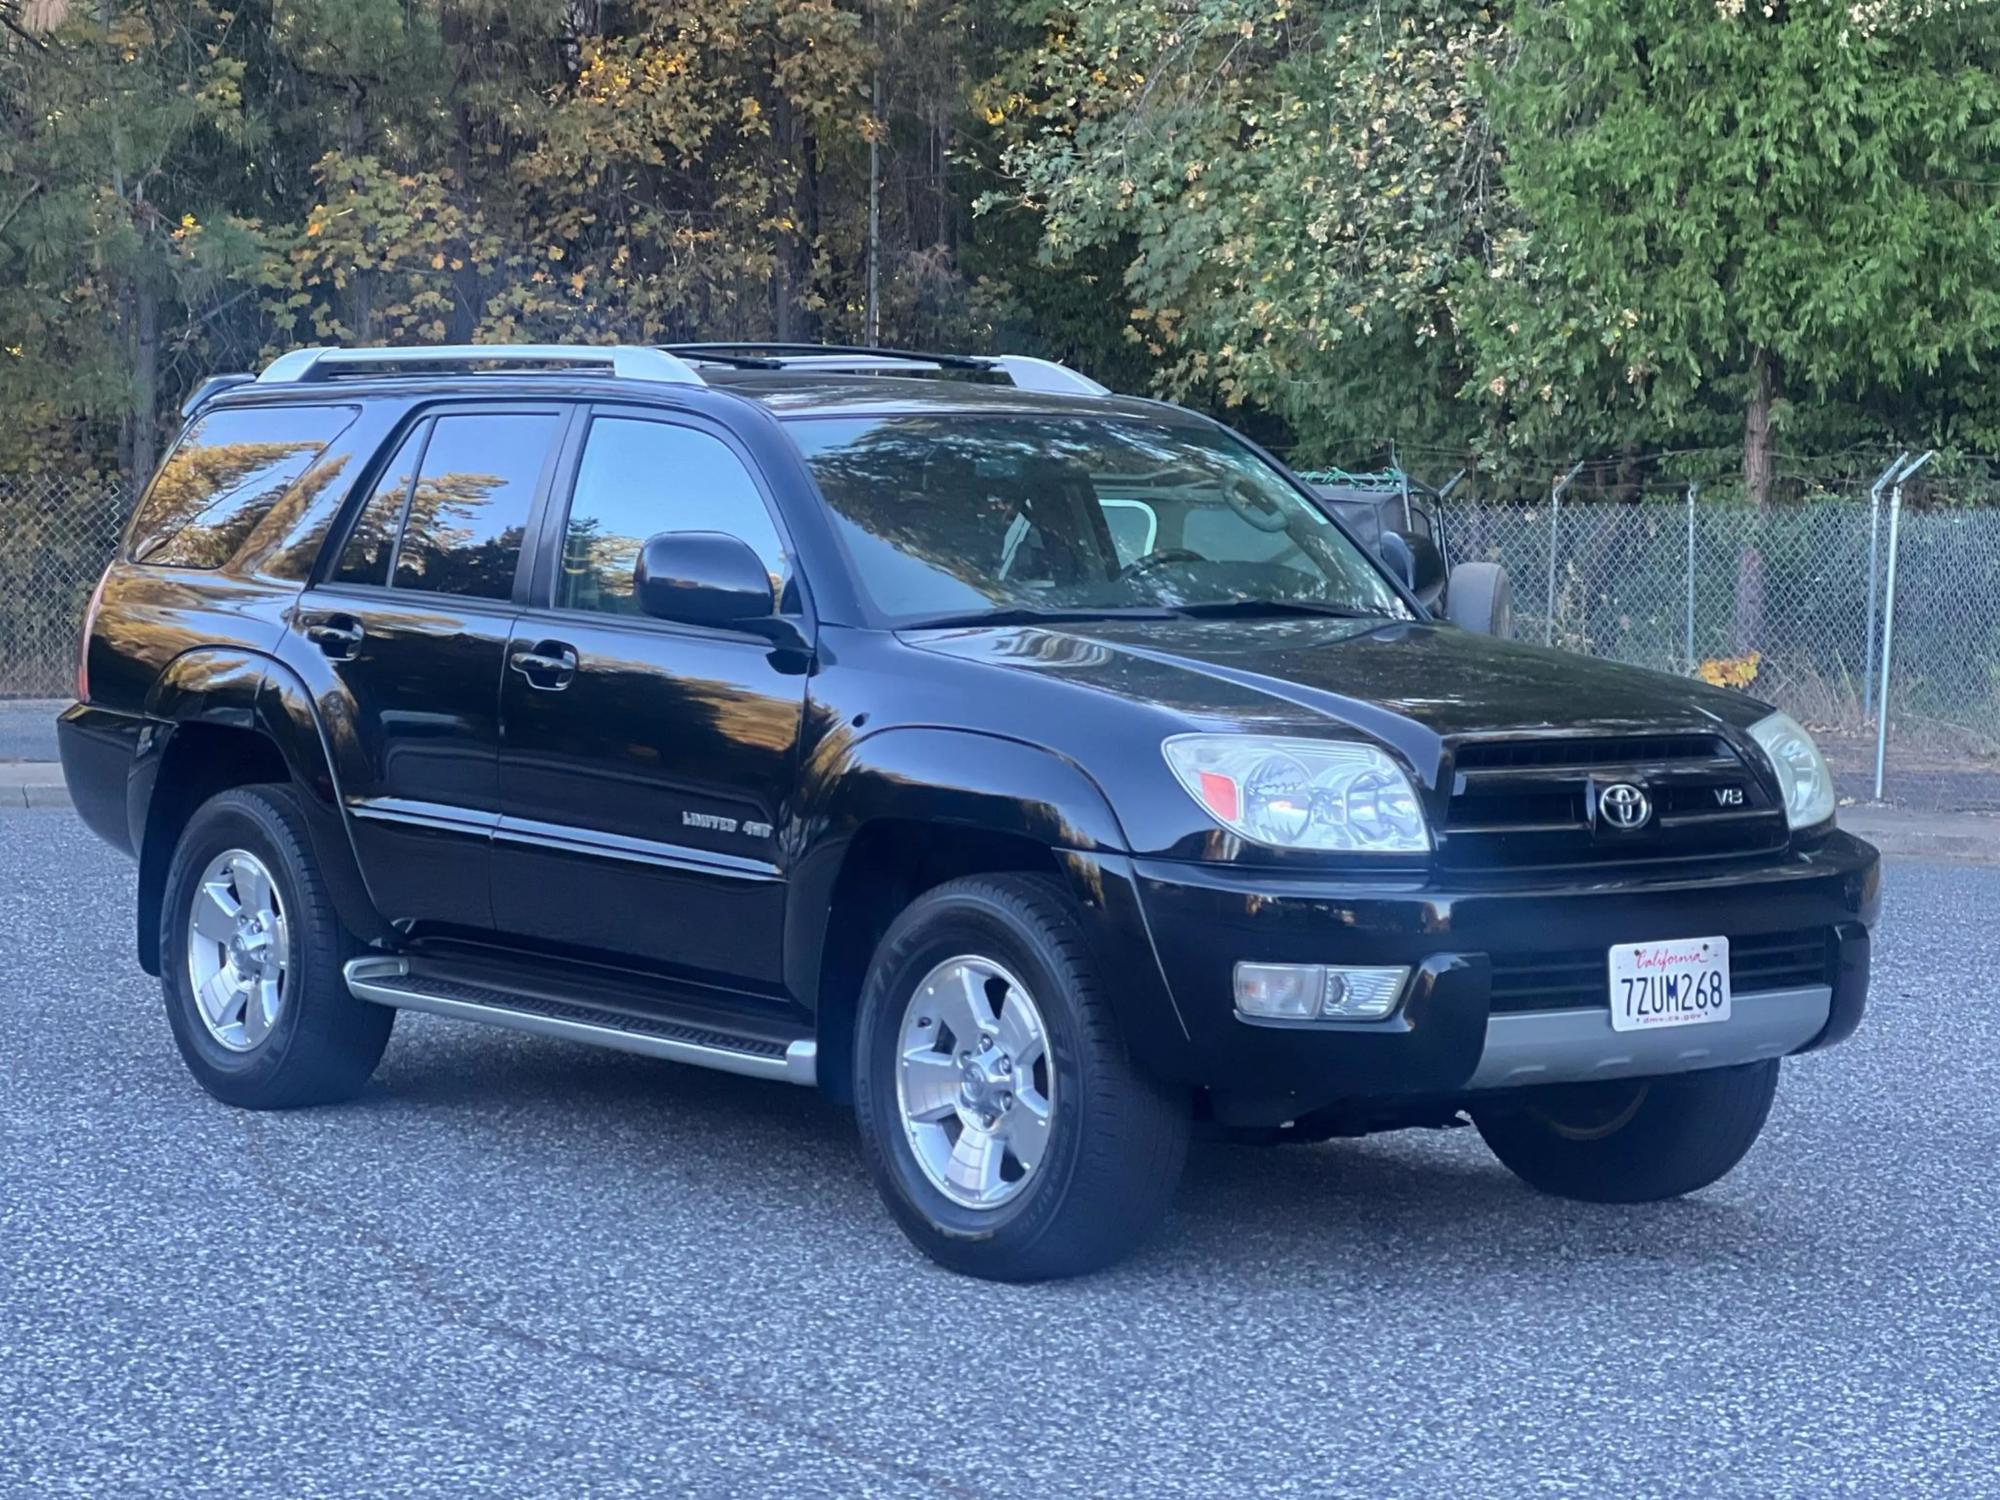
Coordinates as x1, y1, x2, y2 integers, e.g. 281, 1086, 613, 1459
160, 791, 327, 1094
856, 889, 1089, 1253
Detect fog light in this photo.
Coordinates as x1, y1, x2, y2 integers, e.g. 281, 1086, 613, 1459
1233, 963, 1410, 1023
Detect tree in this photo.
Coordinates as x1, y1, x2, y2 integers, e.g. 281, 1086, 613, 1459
989, 0, 1510, 462
1471, 0, 2000, 490
0, 0, 271, 476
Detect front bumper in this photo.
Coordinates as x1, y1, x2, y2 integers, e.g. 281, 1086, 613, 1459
1129, 831, 1879, 1122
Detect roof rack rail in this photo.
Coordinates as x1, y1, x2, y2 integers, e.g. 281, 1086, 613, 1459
255, 344, 704, 386
181, 372, 256, 420
657, 343, 1110, 397
662, 342, 990, 371
985, 354, 1110, 397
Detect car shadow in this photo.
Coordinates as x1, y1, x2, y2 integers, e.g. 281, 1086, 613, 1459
357, 1017, 1784, 1287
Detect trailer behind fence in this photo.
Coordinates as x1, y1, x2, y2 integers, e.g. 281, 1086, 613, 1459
3, 465, 1998, 811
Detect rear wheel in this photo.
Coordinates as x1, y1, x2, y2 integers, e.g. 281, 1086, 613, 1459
1472, 1060, 1779, 1203
160, 784, 394, 1109
853, 874, 1189, 1281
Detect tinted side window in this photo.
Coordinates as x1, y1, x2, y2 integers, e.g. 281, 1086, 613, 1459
330, 425, 427, 587
131, 405, 357, 568
392, 414, 558, 600
557, 418, 784, 616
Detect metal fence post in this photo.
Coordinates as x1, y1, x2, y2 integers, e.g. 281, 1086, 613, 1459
1684, 482, 1699, 671
1544, 460, 1584, 647
1863, 452, 1911, 718
1874, 450, 1934, 800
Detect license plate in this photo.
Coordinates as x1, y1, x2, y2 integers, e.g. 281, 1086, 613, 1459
1608, 937, 1731, 1032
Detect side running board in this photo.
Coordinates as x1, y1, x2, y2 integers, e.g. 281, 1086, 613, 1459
343, 957, 818, 1087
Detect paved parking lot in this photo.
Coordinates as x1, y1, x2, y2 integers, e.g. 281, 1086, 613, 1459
4, 807, 1996, 1498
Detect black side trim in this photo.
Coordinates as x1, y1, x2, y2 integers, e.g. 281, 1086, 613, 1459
390, 970, 790, 1057
1798, 923, 1870, 1053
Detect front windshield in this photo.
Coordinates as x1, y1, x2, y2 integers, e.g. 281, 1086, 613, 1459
785, 414, 1409, 625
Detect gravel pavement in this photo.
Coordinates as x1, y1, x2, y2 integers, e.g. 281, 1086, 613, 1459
3, 809, 1996, 1498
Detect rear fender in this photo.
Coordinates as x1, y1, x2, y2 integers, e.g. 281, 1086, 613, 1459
133, 648, 391, 972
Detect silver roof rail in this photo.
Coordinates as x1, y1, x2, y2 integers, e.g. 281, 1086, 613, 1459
985, 354, 1110, 397
256, 344, 705, 386
656, 342, 1110, 395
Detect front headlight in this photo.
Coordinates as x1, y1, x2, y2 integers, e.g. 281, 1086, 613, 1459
1163, 734, 1430, 853
1748, 711, 1835, 830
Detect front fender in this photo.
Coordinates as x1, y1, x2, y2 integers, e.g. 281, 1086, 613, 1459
784, 727, 1193, 1080
795, 724, 1130, 857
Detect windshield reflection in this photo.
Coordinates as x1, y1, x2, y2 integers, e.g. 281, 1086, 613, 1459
785, 415, 1408, 626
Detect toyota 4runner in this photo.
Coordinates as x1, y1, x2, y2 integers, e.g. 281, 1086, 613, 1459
60, 342, 1879, 1281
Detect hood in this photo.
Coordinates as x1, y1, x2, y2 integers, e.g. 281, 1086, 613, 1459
902, 615, 1768, 754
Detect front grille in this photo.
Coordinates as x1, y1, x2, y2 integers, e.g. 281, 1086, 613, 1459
1454, 734, 1728, 772
1489, 928, 1835, 1014
1440, 733, 1785, 870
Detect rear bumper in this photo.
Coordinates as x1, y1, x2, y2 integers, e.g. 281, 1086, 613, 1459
57, 704, 145, 856
1129, 831, 1879, 1121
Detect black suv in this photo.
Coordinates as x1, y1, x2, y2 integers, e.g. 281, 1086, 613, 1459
61, 342, 1879, 1281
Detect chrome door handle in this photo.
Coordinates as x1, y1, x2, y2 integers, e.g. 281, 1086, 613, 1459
510, 642, 578, 689
304, 615, 365, 659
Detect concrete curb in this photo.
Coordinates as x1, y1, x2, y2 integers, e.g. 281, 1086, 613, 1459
1839, 805, 2000, 866
0, 761, 71, 811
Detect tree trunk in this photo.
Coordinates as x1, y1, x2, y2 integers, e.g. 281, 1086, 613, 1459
1731, 346, 1776, 652
344, 86, 375, 342
129, 277, 160, 480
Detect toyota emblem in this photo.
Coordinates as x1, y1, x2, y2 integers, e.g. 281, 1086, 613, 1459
1598, 781, 1652, 830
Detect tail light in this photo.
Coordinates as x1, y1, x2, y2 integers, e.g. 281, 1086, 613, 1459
76, 569, 109, 703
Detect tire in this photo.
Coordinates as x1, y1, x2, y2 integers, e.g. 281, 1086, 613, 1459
853, 874, 1190, 1281
1445, 560, 1513, 637
1472, 1060, 1780, 1203
159, 784, 394, 1109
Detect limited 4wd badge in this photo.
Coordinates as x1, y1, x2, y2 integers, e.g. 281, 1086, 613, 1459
682, 810, 774, 839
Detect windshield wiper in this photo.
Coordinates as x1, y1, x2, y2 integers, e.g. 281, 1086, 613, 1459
1167, 599, 1384, 621
899, 605, 1180, 630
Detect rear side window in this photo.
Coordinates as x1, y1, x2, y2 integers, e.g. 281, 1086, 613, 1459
131, 404, 357, 568
328, 413, 558, 599
392, 413, 556, 599
330, 426, 427, 587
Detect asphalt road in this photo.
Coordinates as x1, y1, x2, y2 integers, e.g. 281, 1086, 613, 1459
4, 810, 1997, 1499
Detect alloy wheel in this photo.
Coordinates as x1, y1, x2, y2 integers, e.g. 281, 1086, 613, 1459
185, 848, 291, 1053
895, 955, 1055, 1209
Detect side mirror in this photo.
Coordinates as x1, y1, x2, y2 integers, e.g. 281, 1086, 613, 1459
634, 531, 775, 627
1377, 530, 1446, 606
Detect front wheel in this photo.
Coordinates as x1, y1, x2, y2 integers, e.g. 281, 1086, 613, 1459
1472, 1060, 1780, 1203
853, 875, 1190, 1281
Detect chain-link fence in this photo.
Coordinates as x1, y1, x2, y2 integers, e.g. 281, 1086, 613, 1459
2, 463, 1998, 812
1, 474, 132, 700
1446, 480, 2000, 813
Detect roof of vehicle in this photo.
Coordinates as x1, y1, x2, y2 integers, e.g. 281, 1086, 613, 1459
184, 343, 1198, 427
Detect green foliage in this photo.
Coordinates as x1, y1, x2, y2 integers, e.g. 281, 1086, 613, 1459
989, 0, 1509, 463
1468, 0, 2000, 461
2, 0, 1998, 483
